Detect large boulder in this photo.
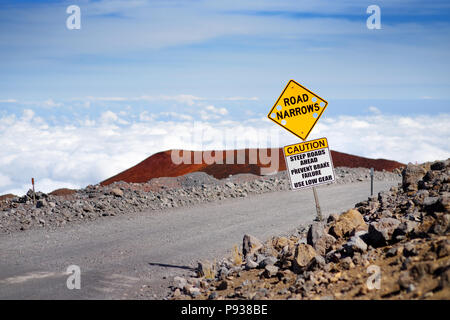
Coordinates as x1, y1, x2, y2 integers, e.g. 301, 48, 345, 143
402, 164, 426, 192
242, 234, 263, 258
307, 222, 325, 246
293, 243, 316, 273
329, 209, 367, 239
366, 217, 401, 247
430, 161, 446, 171
307, 222, 336, 255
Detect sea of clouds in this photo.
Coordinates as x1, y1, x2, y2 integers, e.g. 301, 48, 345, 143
1, 97, 449, 196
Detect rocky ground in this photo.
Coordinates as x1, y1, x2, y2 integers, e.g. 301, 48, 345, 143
0, 167, 400, 235
167, 160, 450, 300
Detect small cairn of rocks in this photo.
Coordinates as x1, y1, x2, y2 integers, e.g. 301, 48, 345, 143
169, 159, 449, 300
0, 168, 401, 235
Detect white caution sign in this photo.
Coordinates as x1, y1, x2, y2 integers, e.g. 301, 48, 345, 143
283, 137, 335, 190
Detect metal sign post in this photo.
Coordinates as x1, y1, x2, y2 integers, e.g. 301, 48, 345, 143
370, 168, 374, 196
312, 187, 323, 221
31, 177, 36, 204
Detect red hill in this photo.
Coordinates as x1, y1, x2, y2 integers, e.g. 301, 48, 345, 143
100, 148, 404, 186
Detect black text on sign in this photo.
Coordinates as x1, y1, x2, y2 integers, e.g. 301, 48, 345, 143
283, 137, 336, 190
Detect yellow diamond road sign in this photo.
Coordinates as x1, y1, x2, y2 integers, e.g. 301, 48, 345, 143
268, 80, 328, 141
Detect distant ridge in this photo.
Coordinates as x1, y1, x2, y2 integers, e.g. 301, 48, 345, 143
100, 148, 405, 186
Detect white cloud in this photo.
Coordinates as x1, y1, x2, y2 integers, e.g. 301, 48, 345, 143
159, 112, 193, 121
398, 117, 424, 129
368, 106, 381, 114
312, 114, 450, 165
199, 105, 228, 121
0, 173, 12, 188
349, 120, 371, 129
98, 110, 129, 125
100, 110, 118, 123
0, 99, 17, 103
22, 109, 34, 121
42, 98, 63, 108
139, 111, 155, 122
81, 118, 96, 127
205, 105, 228, 115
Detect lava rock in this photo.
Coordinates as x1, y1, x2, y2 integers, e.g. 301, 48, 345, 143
263, 265, 279, 278
345, 235, 368, 253
110, 188, 124, 197
293, 243, 316, 273
245, 257, 259, 270
402, 164, 426, 192
242, 234, 263, 258
259, 256, 278, 268
329, 209, 368, 238
366, 217, 402, 247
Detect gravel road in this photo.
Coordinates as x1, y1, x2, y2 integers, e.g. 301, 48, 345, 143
0, 181, 399, 299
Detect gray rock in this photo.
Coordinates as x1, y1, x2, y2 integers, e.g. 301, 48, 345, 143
402, 164, 426, 191
217, 267, 229, 279
307, 255, 326, 271
82, 203, 94, 212
188, 287, 201, 297
110, 188, 124, 197
242, 234, 263, 257
423, 196, 439, 207
393, 221, 417, 239
225, 182, 235, 189
196, 260, 215, 277
263, 265, 279, 278
259, 256, 277, 268
403, 243, 417, 257
366, 217, 401, 247
346, 235, 368, 253
245, 257, 258, 270
307, 222, 325, 247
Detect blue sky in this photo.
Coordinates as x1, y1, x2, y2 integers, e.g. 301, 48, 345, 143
0, 0, 449, 194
